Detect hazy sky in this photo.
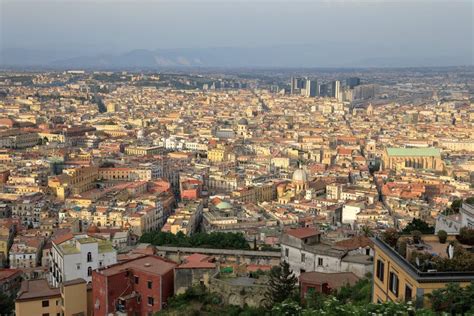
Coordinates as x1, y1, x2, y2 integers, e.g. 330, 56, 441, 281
0, 0, 472, 65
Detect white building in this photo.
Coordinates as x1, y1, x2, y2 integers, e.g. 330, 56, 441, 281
435, 202, 474, 235
49, 233, 117, 287
342, 202, 365, 226
280, 227, 373, 278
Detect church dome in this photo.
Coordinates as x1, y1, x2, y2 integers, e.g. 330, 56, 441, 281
292, 168, 308, 183
237, 118, 248, 125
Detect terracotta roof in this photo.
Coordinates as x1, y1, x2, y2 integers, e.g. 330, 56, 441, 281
0, 268, 22, 280
16, 279, 60, 301
177, 253, 216, 269
286, 227, 319, 239
99, 255, 177, 276
52, 232, 74, 245
334, 236, 374, 250
299, 271, 359, 289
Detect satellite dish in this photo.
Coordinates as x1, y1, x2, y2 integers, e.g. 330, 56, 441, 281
415, 256, 420, 267
447, 244, 454, 259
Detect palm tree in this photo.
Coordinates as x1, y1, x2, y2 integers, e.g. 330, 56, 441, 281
361, 225, 374, 237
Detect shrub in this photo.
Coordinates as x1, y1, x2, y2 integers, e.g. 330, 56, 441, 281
437, 230, 448, 244
396, 239, 407, 258
457, 227, 474, 246
412, 230, 422, 244
382, 228, 399, 247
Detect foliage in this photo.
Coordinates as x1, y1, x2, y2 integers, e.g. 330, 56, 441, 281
457, 227, 474, 246
264, 261, 298, 307
465, 197, 474, 205
412, 230, 423, 244
382, 228, 400, 247
442, 198, 463, 215
360, 225, 374, 237
335, 278, 371, 304
273, 297, 436, 316
140, 231, 250, 250
402, 218, 435, 235
428, 282, 474, 315
410, 243, 474, 272
437, 230, 448, 244
159, 285, 265, 316
396, 238, 408, 257
0, 292, 14, 316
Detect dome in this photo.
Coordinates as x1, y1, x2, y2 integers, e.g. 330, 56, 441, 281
87, 223, 99, 234
237, 118, 248, 125
216, 201, 233, 210
292, 168, 308, 183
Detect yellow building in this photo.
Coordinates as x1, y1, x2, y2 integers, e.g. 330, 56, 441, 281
372, 236, 474, 307
207, 144, 230, 162
15, 278, 89, 316
48, 166, 98, 200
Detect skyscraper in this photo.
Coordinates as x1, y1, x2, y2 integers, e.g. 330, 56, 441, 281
331, 80, 341, 99
346, 77, 361, 89
305, 79, 318, 97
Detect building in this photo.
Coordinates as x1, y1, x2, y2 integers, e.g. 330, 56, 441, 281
382, 147, 444, 171
346, 77, 361, 89
15, 278, 88, 316
281, 227, 373, 278
174, 253, 218, 294
92, 255, 177, 316
305, 79, 318, 97
299, 271, 359, 300
49, 233, 117, 287
372, 235, 474, 307
435, 201, 474, 235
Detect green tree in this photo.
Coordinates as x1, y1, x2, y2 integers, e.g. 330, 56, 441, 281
265, 261, 298, 307
0, 292, 14, 315
402, 218, 435, 235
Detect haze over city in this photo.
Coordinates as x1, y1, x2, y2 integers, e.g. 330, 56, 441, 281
1, 0, 473, 68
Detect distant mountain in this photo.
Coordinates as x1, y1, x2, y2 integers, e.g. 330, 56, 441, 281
1, 45, 472, 69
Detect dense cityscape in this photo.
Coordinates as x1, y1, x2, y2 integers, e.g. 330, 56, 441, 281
1, 0, 473, 314
0, 66, 471, 315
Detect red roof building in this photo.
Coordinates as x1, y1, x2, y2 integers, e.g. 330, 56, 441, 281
92, 255, 177, 316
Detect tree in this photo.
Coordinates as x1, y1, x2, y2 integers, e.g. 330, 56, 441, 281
402, 218, 434, 235
361, 225, 374, 237
437, 230, 448, 244
382, 228, 400, 247
0, 292, 14, 315
457, 227, 474, 246
428, 282, 474, 315
265, 261, 298, 307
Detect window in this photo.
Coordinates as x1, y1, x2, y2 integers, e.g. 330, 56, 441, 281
285, 248, 289, 257
42, 314, 49, 316
318, 258, 323, 266
389, 272, 399, 296
88, 267, 92, 277
147, 280, 152, 289
405, 285, 413, 302
366, 248, 370, 256
76, 263, 81, 270
42, 300, 49, 307
301, 253, 305, 263
147, 296, 154, 306
87, 252, 92, 262
376, 260, 385, 282
134, 276, 139, 284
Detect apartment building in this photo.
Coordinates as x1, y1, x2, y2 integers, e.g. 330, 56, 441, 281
49, 233, 117, 287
